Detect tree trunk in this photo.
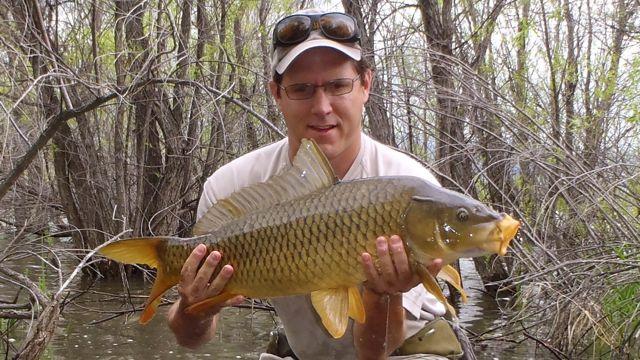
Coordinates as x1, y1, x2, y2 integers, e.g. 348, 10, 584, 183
583, 0, 637, 169
233, 11, 259, 151
113, 0, 129, 230
259, 0, 282, 144
562, 0, 577, 154
343, 0, 395, 146
202, 0, 229, 183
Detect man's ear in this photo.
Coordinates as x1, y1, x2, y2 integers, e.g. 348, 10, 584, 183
269, 80, 281, 101
361, 68, 373, 102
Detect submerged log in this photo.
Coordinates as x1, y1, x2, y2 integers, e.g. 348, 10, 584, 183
0, 310, 35, 320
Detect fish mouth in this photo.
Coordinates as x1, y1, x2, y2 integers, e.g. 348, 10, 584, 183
477, 214, 520, 256
495, 214, 520, 256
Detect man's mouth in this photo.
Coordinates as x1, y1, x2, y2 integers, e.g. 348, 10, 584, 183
309, 125, 337, 133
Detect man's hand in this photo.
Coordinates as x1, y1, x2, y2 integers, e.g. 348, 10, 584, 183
355, 235, 444, 359
176, 244, 243, 316
360, 235, 443, 295
168, 244, 243, 348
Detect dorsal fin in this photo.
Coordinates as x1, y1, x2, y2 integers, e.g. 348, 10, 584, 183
192, 138, 337, 235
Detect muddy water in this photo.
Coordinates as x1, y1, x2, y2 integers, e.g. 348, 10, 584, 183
1, 238, 549, 359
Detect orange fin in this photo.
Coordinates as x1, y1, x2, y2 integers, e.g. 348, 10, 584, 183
184, 292, 236, 315
311, 288, 351, 338
139, 268, 179, 324
99, 237, 165, 268
437, 265, 468, 303
420, 265, 457, 319
98, 237, 177, 324
348, 287, 365, 324
192, 138, 337, 235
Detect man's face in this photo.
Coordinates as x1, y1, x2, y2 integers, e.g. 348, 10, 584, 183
269, 47, 372, 175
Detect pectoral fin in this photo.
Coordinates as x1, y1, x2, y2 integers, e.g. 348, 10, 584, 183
311, 288, 353, 338
419, 265, 457, 318
437, 265, 468, 303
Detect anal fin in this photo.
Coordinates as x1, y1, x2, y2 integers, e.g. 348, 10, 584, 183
140, 269, 179, 324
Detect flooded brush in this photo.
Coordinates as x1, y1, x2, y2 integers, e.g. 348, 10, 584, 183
500, 240, 640, 357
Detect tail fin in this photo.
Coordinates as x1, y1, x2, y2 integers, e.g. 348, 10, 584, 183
99, 237, 164, 268
99, 237, 178, 324
139, 266, 178, 324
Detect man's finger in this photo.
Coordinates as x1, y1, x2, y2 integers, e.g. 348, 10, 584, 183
388, 235, 410, 277
206, 264, 234, 297
192, 251, 222, 289
180, 244, 207, 284
222, 295, 245, 308
426, 258, 444, 277
360, 252, 382, 289
375, 236, 396, 284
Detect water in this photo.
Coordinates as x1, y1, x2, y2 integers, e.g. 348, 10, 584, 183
48, 293, 275, 359
0, 237, 550, 359
1, 260, 274, 359
455, 258, 552, 359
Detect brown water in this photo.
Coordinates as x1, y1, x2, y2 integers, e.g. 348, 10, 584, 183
0, 237, 550, 359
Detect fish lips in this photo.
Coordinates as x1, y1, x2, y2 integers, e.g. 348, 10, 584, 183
473, 214, 520, 256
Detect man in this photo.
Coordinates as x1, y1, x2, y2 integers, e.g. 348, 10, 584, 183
168, 8, 455, 359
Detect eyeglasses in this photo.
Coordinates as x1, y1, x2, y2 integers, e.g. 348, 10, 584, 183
272, 12, 361, 49
280, 75, 361, 100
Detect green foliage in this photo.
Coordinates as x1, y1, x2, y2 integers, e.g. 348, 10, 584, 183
628, 104, 640, 124
44, 235, 54, 247
602, 281, 640, 339
613, 244, 633, 260
38, 267, 48, 296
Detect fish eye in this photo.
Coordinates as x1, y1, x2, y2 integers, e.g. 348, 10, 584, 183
456, 208, 469, 222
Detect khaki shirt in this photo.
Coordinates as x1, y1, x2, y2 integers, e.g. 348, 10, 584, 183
198, 133, 447, 360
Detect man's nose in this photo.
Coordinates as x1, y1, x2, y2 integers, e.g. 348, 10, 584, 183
310, 87, 332, 115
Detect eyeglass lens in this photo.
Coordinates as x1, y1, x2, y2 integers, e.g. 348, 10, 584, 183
284, 77, 359, 100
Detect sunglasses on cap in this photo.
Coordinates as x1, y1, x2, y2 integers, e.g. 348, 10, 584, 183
272, 12, 361, 49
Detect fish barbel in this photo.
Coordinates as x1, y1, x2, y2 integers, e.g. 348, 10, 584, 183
99, 139, 520, 338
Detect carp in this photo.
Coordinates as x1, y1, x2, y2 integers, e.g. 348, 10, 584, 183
99, 139, 519, 338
